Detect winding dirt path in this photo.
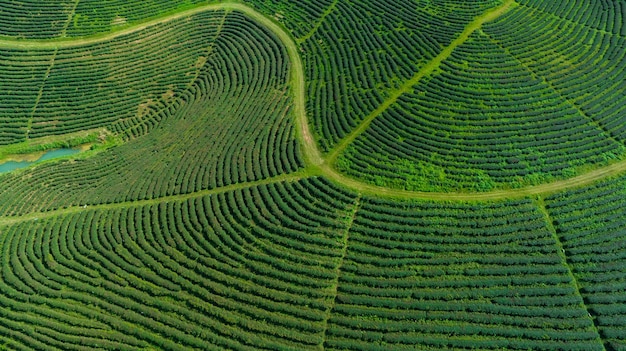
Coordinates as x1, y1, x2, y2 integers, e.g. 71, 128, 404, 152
0, 0, 624, 212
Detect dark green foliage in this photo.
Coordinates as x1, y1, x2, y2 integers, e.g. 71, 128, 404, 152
324, 196, 604, 350
0, 178, 357, 350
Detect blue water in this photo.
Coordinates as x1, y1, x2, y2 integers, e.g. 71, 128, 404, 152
0, 148, 80, 173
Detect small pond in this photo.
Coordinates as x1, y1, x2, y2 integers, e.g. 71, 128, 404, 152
0, 148, 81, 173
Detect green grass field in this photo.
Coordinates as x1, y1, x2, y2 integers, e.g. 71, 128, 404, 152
0, 0, 625, 349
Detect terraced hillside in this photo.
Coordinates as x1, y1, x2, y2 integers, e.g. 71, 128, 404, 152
0, 0, 625, 350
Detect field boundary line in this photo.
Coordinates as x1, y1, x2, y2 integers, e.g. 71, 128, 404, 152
0, 171, 308, 227
26, 48, 57, 140
296, 0, 339, 44
324, 0, 516, 165
187, 11, 228, 88
535, 197, 607, 351
62, 0, 81, 37
320, 194, 361, 349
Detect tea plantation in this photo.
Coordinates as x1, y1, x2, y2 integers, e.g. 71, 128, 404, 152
0, 0, 624, 350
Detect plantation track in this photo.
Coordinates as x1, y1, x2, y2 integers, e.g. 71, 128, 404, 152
319, 159, 626, 201
0, 0, 625, 211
